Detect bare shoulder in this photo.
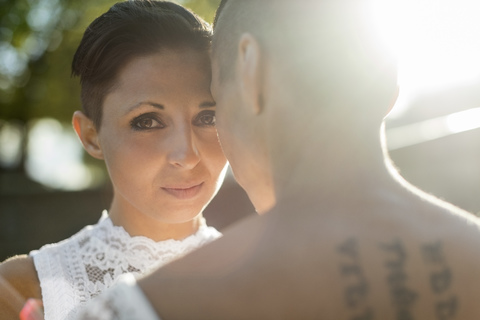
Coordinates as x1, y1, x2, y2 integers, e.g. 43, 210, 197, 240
0, 255, 41, 317
140, 201, 480, 319
322, 199, 480, 320
0, 255, 41, 298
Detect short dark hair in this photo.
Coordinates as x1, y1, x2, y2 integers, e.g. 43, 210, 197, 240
72, 0, 211, 130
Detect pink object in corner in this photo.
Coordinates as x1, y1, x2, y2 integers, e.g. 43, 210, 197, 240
19, 298, 44, 320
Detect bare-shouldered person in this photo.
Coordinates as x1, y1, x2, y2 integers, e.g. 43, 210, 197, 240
76, 1, 480, 319
0, 255, 41, 318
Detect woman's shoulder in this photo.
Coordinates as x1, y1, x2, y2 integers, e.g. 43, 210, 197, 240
0, 255, 41, 299
0, 255, 41, 318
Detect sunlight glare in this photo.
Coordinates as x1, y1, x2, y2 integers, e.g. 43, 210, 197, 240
386, 107, 480, 150
370, 0, 480, 94
446, 108, 480, 134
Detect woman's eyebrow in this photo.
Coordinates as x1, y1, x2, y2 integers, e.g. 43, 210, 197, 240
199, 101, 216, 108
125, 101, 164, 115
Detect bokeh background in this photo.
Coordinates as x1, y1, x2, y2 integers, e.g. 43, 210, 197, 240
1, 0, 479, 261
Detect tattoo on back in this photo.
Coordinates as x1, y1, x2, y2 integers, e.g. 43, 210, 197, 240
337, 238, 374, 320
380, 239, 418, 320
422, 241, 458, 320
338, 238, 458, 320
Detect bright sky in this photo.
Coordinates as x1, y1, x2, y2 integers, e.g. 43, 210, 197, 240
371, 0, 480, 148
370, 0, 480, 93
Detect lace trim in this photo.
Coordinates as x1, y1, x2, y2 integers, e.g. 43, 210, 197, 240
74, 274, 161, 320
31, 211, 221, 320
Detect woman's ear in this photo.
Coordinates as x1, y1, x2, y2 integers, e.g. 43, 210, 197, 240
238, 33, 265, 115
72, 111, 104, 160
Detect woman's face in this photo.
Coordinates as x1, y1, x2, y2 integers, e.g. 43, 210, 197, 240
97, 49, 227, 224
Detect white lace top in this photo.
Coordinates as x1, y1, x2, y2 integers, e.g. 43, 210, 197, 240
30, 211, 221, 320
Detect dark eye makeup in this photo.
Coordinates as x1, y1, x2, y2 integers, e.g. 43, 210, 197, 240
194, 110, 216, 127
130, 112, 165, 131
129, 109, 216, 131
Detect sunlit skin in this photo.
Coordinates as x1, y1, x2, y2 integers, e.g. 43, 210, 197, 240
137, 3, 480, 317
211, 52, 275, 214
73, 48, 228, 241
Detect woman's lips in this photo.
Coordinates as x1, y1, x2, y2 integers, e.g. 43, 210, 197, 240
161, 182, 204, 199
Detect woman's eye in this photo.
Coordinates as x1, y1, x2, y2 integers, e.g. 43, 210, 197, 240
196, 111, 216, 127
130, 114, 164, 130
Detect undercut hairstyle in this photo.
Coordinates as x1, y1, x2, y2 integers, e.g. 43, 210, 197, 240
212, 0, 273, 81
212, 0, 398, 104
72, 0, 211, 130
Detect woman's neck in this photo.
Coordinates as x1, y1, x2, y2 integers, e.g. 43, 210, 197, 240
108, 197, 204, 242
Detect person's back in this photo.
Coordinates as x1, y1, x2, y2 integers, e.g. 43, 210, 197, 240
133, 178, 480, 319
76, 1, 480, 319
261, 182, 480, 319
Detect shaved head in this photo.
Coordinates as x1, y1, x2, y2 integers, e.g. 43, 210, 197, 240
212, 0, 273, 80
213, 0, 398, 106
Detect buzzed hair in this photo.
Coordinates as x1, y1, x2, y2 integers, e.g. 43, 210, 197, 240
212, 0, 398, 103
212, 0, 274, 80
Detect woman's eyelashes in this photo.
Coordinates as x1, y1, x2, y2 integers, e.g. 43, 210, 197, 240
130, 112, 165, 131
194, 110, 216, 127
129, 110, 216, 131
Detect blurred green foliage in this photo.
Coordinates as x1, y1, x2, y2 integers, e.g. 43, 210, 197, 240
182, 0, 221, 23
0, 0, 220, 124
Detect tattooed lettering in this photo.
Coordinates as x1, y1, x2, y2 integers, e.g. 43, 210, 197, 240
422, 242, 444, 264
337, 238, 374, 320
431, 268, 452, 294
345, 281, 369, 308
421, 241, 458, 320
380, 239, 418, 320
436, 296, 457, 320
338, 238, 359, 259
351, 308, 374, 320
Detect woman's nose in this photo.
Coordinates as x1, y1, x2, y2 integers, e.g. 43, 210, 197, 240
166, 126, 201, 169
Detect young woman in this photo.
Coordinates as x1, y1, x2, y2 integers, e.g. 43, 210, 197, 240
0, 1, 227, 319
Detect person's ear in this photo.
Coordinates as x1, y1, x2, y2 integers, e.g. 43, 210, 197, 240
72, 111, 104, 160
238, 33, 265, 115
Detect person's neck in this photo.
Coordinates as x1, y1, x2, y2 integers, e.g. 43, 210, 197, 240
271, 117, 400, 208
108, 197, 203, 242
